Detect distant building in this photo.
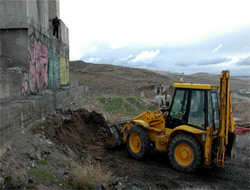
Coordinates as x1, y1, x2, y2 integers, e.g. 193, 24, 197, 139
239, 89, 247, 94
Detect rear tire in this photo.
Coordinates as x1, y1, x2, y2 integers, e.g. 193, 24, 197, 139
168, 134, 201, 173
126, 126, 150, 160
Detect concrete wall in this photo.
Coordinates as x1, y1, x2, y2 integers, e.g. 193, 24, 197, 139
49, 0, 60, 21
0, 0, 28, 29
26, 0, 49, 36
60, 20, 69, 45
0, 0, 72, 156
0, 29, 28, 69
60, 56, 70, 86
48, 48, 60, 88
0, 0, 70, 100
0, 85, 88, 157
0, 68, 28, 100
27, 27, 49, 93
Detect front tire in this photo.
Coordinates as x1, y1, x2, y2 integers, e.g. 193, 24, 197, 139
126, 126, 150, 160
168, 134, 201, 173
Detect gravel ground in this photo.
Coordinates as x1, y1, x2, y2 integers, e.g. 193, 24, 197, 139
1, 109, 249, 190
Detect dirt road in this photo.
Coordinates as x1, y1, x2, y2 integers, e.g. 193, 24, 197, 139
99, 136, 250, 189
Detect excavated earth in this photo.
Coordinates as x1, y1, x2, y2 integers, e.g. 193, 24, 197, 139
1, 108, 249, 190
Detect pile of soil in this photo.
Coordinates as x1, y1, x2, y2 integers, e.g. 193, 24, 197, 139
36, 109, 108, 156
0, 109, 110, 189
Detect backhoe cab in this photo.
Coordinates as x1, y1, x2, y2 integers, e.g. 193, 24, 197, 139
106, 70, 236, 173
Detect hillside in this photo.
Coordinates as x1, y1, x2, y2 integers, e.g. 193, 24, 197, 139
70, 60, 249, 122
70, 61, 176, 98
70, 61, 250, 95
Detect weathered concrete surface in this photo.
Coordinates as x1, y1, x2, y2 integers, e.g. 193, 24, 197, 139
0, 85, 88, 157
55, 85, 88, 110
0, 68, 29, 100
26, 0, 49, 36
49, 0, 60, 23
0, 0, 69, 100
0, 0, 49, 35
0, 29, 29, 69
0, 29, 28, 69
59, 20, 69, 45
0, 0, 71, 158
0, 0, 28, 29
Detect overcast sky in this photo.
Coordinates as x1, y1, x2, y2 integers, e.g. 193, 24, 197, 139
60, 0, 250, 76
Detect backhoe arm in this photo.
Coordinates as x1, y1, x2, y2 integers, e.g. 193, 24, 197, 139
217, 70, 235, 167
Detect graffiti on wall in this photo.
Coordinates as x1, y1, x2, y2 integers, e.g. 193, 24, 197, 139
21, 34, 70, 95
28, 34, 48, 93
60, 56, 70, 85
48, 48, 60, 87
21, 79, 29, 94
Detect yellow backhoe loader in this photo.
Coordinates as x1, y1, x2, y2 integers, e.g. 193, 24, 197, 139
106, 70, 236, 173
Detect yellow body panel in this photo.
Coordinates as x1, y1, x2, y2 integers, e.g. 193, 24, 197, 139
174, 83, 219, 90
165, 125, 206, 136
155, 135, 169, 152
204, 127, 213, 165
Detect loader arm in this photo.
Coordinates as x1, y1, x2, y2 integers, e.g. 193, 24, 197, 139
217, 70, 235, 167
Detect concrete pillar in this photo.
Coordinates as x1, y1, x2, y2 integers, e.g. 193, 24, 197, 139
0, 0, 69, 100
49, 0, 60, 19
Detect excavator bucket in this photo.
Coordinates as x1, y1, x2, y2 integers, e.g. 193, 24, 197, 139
104, 120, 131, 149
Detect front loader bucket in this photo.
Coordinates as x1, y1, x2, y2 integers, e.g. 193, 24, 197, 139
104, 120, 131, 149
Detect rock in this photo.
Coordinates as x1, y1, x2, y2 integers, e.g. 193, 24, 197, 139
132, 186, 141, 190
0, 177, 4, 185
28, 178, 34, 183
63, 145, 78, 159
61, 114, 72, 122
94, 182, 106, 190
114, 182, 123, 190
94, 157, 103, 161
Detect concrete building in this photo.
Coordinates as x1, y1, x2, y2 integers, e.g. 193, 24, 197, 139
0, 0, 75, 157
0, 0, 69, 100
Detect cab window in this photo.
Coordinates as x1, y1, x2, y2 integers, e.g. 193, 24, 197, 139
169, 89, 188, 121
188, 90, 205, 129
211, 92, 219, 130
207, 91, 213, 129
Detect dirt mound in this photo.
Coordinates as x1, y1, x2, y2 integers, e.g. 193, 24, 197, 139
0, 109, 110, 189
38, 109, 108, 156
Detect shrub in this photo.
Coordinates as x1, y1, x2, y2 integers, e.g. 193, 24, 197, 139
71, 156, 112, 189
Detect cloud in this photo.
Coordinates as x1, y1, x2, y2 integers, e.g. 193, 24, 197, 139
76, 24, 250, 76
89, 46, 98, 53
175, 61, 194, 67
87, 57, 101, 63
212, 44, 223, 53
197, 57, 231, 65
235, 56, 250, 66
175, 57, 231, 67
118, 54, 133, 62
130, 49, 160, 64
110, 41, 128, 49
